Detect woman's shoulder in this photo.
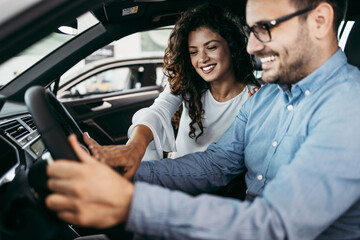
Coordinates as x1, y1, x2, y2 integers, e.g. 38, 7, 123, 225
150, 83, 183, 110
158, 84, 183, 99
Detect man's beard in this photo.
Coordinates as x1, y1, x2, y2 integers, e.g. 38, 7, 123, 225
262, 25, 313, 85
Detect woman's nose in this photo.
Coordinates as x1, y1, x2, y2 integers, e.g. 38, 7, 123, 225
199, 50, 210, 63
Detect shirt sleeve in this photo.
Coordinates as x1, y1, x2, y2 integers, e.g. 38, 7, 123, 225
133, 102, 249, 194
126, 182, 286, 240
128, 84, 182, 157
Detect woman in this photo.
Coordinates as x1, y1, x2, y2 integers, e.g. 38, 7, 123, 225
84, 3, 259, 179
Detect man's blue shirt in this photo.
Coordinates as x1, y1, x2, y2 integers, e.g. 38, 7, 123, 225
127, 49, 360, 239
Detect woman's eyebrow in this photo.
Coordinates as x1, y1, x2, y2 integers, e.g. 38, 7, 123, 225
188, 40, 220, 48
204, 40, 220, 46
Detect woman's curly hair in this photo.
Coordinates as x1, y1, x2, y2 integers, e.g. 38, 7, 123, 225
163, 3, 258, 141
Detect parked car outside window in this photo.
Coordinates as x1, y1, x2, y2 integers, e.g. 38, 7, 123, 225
57, 28, 171, 98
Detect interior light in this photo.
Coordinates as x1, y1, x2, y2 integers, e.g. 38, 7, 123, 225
57, 26, 78, 35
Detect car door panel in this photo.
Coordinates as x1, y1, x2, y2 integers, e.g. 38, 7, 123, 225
61, 86, 162, 145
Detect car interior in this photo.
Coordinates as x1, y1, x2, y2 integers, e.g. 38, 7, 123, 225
0, 0, 359, 239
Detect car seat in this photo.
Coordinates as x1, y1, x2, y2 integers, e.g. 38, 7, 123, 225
344, 17, 360, 69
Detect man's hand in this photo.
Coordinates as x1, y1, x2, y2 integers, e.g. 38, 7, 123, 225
45, 134, 134, 229
83, 133, 144, 179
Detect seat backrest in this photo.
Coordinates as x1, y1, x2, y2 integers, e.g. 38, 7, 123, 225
344, 18, 360, 69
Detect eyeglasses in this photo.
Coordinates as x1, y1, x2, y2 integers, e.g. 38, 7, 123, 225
245, 6, 316, 43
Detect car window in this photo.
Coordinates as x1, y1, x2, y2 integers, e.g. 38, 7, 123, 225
69, 68, 131, 95
0, 12, 99, 88
67, 64, 166, 96
57, 27, 171, 98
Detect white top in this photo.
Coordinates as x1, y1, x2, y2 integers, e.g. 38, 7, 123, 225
128, 84, 254, 160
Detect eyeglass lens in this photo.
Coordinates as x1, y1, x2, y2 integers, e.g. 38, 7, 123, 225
246, 25, 270, 43
253, 25, 270, 42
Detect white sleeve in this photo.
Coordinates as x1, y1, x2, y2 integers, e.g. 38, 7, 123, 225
128, 84, 183, 158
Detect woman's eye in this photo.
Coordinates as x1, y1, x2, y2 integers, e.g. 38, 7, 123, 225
208, 46, 217, 50
189, 51, 198, 55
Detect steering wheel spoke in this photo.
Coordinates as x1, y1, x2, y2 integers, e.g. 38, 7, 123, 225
25, 86, 84, 161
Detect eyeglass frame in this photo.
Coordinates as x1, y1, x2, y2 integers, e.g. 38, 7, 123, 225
245, 5, 316, 43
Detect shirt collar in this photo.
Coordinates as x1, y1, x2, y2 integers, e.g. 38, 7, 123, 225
293, 48, 347, 94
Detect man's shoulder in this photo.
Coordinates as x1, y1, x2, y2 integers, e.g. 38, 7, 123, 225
248, 84, 281, 105
253, 83, 279, 97
340, 62, 360, 80
311, 64, 360, 119
238, 83, 280, 116
325, 63, 360, 95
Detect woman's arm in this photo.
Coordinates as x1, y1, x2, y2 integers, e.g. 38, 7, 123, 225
84, 85, 183, 178
128, 84, 183, 156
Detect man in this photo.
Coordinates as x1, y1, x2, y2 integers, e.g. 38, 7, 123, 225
46, 0, 360, 239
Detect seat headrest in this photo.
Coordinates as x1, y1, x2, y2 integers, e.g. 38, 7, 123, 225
344, 18, 360, 69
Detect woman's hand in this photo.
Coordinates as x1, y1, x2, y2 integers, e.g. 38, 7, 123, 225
83, 132, 147, 179
248, 86, 260, 98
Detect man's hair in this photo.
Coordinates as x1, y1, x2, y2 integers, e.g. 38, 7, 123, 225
290, 0, 348, 32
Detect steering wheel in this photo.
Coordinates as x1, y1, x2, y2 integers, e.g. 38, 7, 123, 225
23, 86, 132, 239
24, 85, 84, 161
0, 86, 86, 240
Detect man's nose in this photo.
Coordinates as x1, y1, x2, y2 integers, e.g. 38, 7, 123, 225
247, 33, 265, 55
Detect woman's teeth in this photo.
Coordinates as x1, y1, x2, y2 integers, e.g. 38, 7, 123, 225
202, 65, 215, 71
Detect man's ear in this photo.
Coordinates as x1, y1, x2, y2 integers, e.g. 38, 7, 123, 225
309, 2, 335, 39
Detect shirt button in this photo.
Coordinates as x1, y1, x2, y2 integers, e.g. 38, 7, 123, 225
272, 141, 278, 147
257, 175, 263, 181
287, 105, 294, 111
305, 90, 310, 96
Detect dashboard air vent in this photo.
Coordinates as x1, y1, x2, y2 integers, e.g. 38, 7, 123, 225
21, 116, 37, 131
0, 120, 30, 140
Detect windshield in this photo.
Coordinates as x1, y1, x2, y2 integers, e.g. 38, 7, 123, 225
0, 12, 99, 88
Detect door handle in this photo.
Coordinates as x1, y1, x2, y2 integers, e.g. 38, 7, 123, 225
90, 101, 112, 111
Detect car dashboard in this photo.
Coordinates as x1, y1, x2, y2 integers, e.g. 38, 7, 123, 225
0, 101, 46, 186
0, 101, 84, 240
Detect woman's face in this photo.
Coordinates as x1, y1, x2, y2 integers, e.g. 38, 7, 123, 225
188, 27, 235, 84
